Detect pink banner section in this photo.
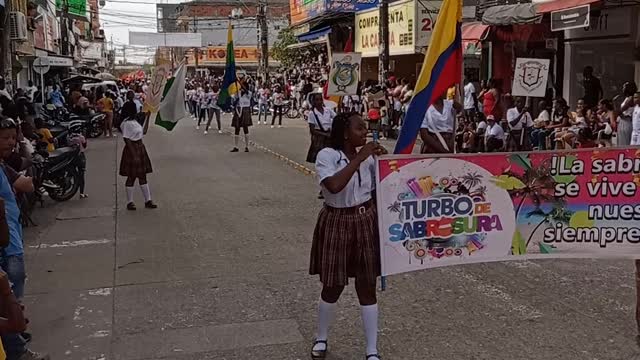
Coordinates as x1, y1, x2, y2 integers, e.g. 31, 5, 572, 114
376, 148, 640, 276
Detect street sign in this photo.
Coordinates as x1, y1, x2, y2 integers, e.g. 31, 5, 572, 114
551, 4, 590, 32
33, 57, 50, 74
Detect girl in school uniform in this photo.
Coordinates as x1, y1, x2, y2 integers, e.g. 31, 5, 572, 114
230, 83, 253, 152
119, 90, 157, 210
309, 112, 387, 360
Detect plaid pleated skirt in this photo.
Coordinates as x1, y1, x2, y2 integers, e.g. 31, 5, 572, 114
231, 107, 253, 128
309, 200, 381, 287
119, 140, 153, 178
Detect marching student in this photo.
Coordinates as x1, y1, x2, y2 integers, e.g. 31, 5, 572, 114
230, 82, 253, 153
309, 112, 387, 360
119, 91, 157, 210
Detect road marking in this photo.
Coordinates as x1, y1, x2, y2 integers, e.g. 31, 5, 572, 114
29, 239, 112, 249
221, 129, 316, 177
88, 288, 112, 296
455, 268, 543, 320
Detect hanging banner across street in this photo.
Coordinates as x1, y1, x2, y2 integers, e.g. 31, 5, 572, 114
511, 58, 550, 98
327, 52, 361, 96
376, 149, 640, 277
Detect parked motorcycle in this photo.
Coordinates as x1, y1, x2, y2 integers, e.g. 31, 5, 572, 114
32, 144, 83, 202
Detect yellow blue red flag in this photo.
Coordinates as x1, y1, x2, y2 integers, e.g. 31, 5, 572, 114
393, 0, 462, 154
217, 23, 238, 111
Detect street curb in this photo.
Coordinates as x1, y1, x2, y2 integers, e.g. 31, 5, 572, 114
221, 129, 316, 177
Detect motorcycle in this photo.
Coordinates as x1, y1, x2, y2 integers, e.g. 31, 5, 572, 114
32, 144, 83, 202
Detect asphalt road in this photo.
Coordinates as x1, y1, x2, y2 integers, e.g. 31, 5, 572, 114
20, 113, 640, 360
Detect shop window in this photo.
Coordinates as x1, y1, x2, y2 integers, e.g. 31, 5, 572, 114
568, 41, 635, 107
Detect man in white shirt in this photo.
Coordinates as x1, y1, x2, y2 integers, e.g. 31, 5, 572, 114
419, 95, 462, 153
485, 115, 505, 152
506, 97, 533, 150
25, 80, 38, 103
463, 78, 477, 121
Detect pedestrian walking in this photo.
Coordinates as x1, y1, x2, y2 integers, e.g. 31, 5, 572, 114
96, 89, 115, 137
119, 91, 157, 211
309, 112, 387, 360
257, 83, 270, 125
230, 83, 253, 153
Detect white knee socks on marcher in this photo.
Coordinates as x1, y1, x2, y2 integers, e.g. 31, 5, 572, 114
244, 134, 249, 147
233, 135, 239, 148
140, 184, 152, 202
313, 298, 336, 351
361, 304, 379, 356
126, 186, 134, 203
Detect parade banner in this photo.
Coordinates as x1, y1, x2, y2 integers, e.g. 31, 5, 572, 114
327, 52, 361, 96
376, 148, 640, 276
511, 58, 550, 98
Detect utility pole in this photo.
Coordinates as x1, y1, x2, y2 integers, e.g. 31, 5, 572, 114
0, 0, 12, 78
257, 0, 268, 81
193, 15, 198, 78
60, 0, 70, 56
378, 0, 389, 84
122, 46, 126, 64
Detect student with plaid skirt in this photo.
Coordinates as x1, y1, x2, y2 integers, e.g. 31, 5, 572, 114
309, 112, 387, 360
120, 90, 157, 211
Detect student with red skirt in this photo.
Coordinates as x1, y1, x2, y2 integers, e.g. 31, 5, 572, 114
309, 112, 387, 360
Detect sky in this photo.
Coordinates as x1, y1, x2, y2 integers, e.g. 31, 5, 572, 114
99, 0, 182, 64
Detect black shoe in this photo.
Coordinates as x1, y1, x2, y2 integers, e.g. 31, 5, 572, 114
230, 147, 239, 152
366, 354, 381, 360
310, 340, 327, 359
244, 147, 249, 152
145, 201, 158, 209
127, 202, 136, 211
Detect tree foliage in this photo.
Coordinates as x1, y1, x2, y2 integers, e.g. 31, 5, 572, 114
271, 27, 298, 68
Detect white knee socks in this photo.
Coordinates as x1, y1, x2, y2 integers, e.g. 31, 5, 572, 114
313, 298, 336, 351
140, 184, 152, 202
361, 304, 379, 356
126, 186, 134, 203
233, 135, 239, 147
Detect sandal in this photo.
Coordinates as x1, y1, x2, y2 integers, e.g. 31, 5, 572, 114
366, 354, 381, 360
310, 340, 328, 359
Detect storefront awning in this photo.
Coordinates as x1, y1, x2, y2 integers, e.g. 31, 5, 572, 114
286, 37, 328, 50
462, 22, 489, 54
482, 3, 542, 26
536, 0, 599, 13
297, 26, 332, 42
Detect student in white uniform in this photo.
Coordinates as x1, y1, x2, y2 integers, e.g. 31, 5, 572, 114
419, 92, 462, 153
119, 93, 157, 210
230, 83, 253, 152
506, 97, 533, 150
485, 115, 505, 152
631, 92, 640, 145
305, 93, 336, 164
309, 112, 387, 360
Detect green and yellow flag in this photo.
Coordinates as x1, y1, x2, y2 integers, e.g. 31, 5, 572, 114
217, 23, 238, 111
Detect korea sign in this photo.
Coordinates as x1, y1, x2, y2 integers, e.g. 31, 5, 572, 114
551, 4, 590, 32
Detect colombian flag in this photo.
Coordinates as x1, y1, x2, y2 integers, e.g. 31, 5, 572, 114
217, 23, 239, 111
393, 0, 462, 154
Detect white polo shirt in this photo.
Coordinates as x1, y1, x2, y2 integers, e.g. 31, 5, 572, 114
315, 148, 375, 208
507, 107, 534, 130
486, 123, 505, 141
631, 105, 640, 145
421, 100, 455, 133
308, 107, 336, 131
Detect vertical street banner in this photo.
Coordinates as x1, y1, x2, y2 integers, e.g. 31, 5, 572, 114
376, 149, 640, 276
511, 58, 550, 98
327, 52, 361, 96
